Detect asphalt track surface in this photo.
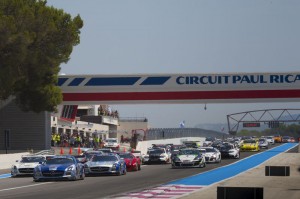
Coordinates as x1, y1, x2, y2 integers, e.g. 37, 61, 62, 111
0, 143, 293, 199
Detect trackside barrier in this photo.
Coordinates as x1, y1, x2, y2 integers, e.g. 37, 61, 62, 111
217, 187, 263, 199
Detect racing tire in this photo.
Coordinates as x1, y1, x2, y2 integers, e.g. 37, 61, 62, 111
134, 164, 138, 171
80, 170, 85, 180
123, 168, 127, 175
138, 164, 141, 171
200, 162, 206, 168
234, 153, 240, 159
116, 170, 121, 176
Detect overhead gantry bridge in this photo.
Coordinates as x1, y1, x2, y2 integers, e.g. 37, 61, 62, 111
58, 72, 300, 105
227, 109, 300, 134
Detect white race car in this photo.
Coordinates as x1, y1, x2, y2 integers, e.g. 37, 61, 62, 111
143, 147, 170, 164
199, 147, 221, 163
11, 155, 46, 177
171, 148, 206, 168
266, 136, 275, 145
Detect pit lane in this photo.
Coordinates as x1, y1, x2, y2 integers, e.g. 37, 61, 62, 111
0, 143, 290, 199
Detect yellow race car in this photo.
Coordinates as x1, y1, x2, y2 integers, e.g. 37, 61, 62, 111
240, 139, 260, 152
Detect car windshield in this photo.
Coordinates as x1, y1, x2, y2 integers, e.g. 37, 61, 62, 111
282, 136, 290, 139
92, 156, 118, 162
203, 148, 216, 152
118, 153, 132, 159
46, 158, 74, 165
259, 139, 265, 142
98, 149, 112, 153
179, 150, 199, 155
107, 139, 117, 143
267, 137, 273, 139
21, 156, 45, 163
205, 138, 213, 141
244, 140, 256, 144
149, 149, 164, 154
220, 144, 234, 150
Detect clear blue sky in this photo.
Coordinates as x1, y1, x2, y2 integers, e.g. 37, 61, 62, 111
47, 0, 300, 129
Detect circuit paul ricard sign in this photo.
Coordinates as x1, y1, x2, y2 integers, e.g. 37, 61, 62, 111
58, 72, 300, 105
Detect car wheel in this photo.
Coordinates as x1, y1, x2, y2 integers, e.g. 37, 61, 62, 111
116, 171, 121, 176
123, 168, 127, 175
80, 169, 85, 180
138, 164, 141, 171
135, 164, 139, 171
235, 153, 240, 159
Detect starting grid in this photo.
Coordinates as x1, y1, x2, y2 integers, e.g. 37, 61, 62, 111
112, 184, 204, 199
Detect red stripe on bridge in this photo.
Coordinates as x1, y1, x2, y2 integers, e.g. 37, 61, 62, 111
63, 89, 300, 101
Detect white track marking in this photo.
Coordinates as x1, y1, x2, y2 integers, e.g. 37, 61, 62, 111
0, 182, 53, 192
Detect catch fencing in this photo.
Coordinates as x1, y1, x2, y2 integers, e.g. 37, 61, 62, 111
145, 128, 227, 140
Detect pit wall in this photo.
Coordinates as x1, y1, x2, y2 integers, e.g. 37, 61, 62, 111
0, 152, 30, 170
136, 137, 206, 155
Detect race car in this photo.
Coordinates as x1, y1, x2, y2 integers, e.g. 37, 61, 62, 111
266, 136, 275, 145
258, 138, 269, 149
240, 139, 260, 152
33, 155, 85, 182
84, 153, 126, 176
219, 143, 240, 159
103, 138, 120, 151
203, 137, 215, 147
171, 148, 206, 168
11, 155, 46, 177
199, 147, 221, 163
282, 136, 293, 143
142, 147, 170, 164
116, 152, 141, 171
273, 135, 282, 143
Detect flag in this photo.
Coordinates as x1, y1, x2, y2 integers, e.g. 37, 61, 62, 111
180, 121, 185, 128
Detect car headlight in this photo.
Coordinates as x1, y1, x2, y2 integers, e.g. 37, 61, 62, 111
111, 163, 118, 171
194, 156, 201, 160
173, 156, 181, 162
66, 166, 75, 171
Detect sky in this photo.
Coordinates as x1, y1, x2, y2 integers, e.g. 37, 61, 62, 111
47, 0, 300, 129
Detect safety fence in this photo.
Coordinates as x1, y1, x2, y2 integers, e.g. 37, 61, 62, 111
145, 128, 228, 140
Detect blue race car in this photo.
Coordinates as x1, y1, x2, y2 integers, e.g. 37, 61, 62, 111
84, 153, 126, 176
33, 155, 85, 182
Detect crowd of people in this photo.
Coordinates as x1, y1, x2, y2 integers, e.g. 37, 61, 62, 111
51, 132, 103, 149
98, 105, 119, 118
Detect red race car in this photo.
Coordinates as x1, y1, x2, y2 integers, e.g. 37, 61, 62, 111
116, 152, 141, 171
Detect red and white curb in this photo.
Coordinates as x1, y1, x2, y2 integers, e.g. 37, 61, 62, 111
112, 184, 204, 198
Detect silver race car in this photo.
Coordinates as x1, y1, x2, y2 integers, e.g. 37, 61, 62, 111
171, 148, 206, 168
11, 155, 45, 177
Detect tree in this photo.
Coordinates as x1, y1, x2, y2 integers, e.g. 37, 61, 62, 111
0, 0, 83, 112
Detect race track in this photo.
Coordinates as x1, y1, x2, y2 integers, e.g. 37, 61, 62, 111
0, 143, 296, 199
